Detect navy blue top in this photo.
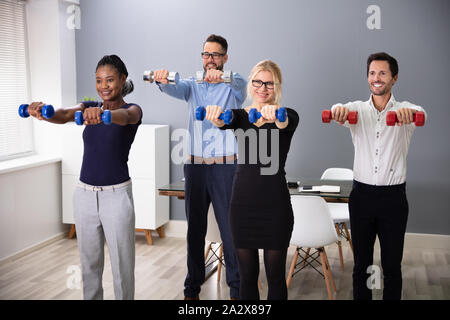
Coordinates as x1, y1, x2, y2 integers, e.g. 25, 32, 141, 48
79, 101, 142, 186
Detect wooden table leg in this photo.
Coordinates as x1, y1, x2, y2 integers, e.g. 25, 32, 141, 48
68, 224, 76, 239
136, 229, 153, 245
136, 225, 166, 246
335, 224, 345, 270
156, 226, 165, 238
343, 222, 354, 253
144, 230, 153, 245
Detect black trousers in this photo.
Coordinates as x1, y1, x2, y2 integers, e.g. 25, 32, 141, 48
349, 180, 409, 300
183, 163, 240, 299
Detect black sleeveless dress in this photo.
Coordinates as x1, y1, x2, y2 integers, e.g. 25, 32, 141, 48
220, 108, 299, 249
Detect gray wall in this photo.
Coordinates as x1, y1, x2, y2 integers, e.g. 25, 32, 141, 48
75, 0, 450, 234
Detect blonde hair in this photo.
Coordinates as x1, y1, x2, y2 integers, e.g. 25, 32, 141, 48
247, 60, 282, 105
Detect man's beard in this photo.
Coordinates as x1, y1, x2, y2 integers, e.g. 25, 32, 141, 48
371, 88, 388, 96
370, 82, 390, 96
204, 63, 223, 72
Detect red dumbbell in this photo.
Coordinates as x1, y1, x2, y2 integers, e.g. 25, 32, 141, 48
322, 109, 358, 124
386, 111, 425, 127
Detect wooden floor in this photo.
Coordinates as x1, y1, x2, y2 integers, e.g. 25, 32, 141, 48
0, 234, 449, 300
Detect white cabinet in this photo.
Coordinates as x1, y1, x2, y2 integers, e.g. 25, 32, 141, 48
61, 123, 170, 244
61, 123, 83, 226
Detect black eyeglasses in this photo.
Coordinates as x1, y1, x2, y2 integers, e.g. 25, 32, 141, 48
252, 80, 275, 90
201, 52, 225, 59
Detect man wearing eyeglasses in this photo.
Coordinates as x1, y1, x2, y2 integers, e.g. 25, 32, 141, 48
152, 34, 246, 300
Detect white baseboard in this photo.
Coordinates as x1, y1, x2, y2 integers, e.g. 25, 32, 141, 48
403, 232, 450, 250
0, 231, 68, 265
164, 220, 188, 239
163, 220, 450, 250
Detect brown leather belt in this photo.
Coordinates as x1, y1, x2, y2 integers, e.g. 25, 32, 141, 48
189, 155, 237, 165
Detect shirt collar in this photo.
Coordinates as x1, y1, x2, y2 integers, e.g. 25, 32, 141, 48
368, 93, 396, 112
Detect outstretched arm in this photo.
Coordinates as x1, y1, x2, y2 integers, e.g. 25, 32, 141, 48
27, 101, 83, 124
394, 105, 427, 126
330, 102, 359, 128
111, 105, 142, 125
81, 105, 142, 126
153, 69, 191, 102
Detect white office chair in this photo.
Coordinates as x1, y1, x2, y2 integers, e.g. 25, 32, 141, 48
321, 168, 354, 271
321, 168, 354, 180
286, 195, 339, 300
205, 205, 225, 282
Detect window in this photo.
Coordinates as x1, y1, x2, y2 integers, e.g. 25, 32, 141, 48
0, 0, 33, 161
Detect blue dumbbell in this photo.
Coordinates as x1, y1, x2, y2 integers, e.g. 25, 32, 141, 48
248, 107, 287, 123
18, 104, 55, 119
74, 110, 112, 125
195, 106, 233, 125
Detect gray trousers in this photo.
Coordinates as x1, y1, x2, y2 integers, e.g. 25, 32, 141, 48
73, 181, 135, 300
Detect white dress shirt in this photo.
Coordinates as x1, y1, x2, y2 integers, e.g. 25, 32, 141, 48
331, 94, 427, 186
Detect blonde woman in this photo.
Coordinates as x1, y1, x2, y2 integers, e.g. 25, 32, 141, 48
205, 60, 299, 300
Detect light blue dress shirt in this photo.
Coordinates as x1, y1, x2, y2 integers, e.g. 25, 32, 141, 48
158, 73, 247, 158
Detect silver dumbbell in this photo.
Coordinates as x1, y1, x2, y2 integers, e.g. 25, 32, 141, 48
143, 70, 180, 84
195, 70, 232, 84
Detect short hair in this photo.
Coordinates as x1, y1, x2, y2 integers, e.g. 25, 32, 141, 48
96, 54, 133, 97
204, 34, 228, 53
367, 52, 399, 77
247, 60, 283, 105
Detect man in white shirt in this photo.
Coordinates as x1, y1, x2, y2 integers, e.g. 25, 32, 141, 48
331, 52, 427, 300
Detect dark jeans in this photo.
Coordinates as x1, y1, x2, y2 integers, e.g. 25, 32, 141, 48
183, 163, 240, 299
349, 180, 409, 300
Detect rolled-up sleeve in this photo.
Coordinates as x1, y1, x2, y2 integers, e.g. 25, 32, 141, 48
229, 73, 247, 105
157, 79, 192, 102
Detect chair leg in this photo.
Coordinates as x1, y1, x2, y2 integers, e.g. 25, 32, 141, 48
343, 222, 353, 253
323, 248, 336, 293
217, 243, 223, 283
337, 241, 344, 271
302, 247, 311, 267
335, 224, 345, 271
286, 247, 299, 289
319, 248, 334, 300
205, 242, 212, 260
